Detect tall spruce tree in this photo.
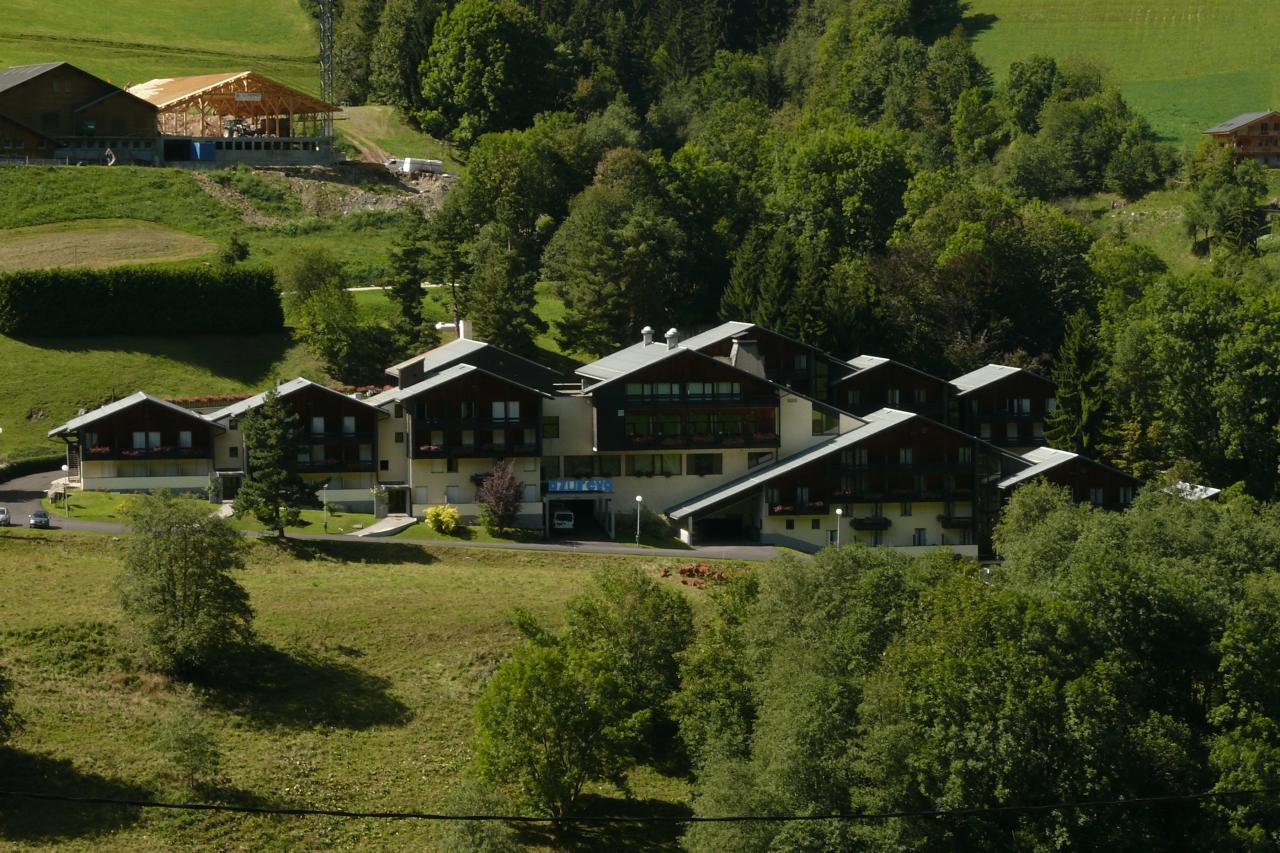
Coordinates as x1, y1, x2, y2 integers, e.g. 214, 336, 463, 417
232, 389, 313, 537
1047, 310, 1109, 453
386, 209, 441, 352
466, 223, 546, 354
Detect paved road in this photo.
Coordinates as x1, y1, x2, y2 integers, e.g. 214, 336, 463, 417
0, 470, 783, 562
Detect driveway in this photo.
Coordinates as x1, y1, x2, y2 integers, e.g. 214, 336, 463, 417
0, 470, 785, 561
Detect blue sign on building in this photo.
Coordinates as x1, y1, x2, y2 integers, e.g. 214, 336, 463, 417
547, 479, 614, 494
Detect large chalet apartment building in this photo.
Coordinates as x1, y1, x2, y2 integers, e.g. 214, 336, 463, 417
48, 321, 1140, 556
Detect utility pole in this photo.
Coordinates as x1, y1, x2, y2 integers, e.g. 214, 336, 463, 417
318, 0, 335, 136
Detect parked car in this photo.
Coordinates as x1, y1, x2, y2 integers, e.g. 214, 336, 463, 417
552, 510, 575, 531
0, 506, 9, 526
27, 509, 49, 529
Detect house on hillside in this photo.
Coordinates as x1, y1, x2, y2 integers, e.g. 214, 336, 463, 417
950, 364, 1057, 452
1204, 111, 1280, 166
0, 62, 158, 163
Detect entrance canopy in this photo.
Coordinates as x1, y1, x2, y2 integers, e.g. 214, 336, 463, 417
128, 72, 335, 139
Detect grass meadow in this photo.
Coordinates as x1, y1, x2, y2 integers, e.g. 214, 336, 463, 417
969, 0, 1280, 144
0, 530, 706, 850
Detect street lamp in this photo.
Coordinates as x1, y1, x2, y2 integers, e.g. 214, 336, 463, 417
321, 483, 329, 533
61, 464, 71, 516
835, 507, 843, 546
635, 494, 643, 545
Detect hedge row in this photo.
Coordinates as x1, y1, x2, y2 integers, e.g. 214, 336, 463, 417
0, 267, 283, 336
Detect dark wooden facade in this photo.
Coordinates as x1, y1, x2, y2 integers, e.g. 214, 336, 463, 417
408, 371, 543, 459
836, 361, 951, 421
1027, 458, 1139, 511
0, 63, 157, 144
690, 328, 847, 402
284, 386, 379, 474
592, 351, 781, 452
957, 372, 1057, 448
75, 400, 214, 461
0, 113, 56, 158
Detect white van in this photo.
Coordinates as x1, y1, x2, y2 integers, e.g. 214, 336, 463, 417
552, 510, 575, 530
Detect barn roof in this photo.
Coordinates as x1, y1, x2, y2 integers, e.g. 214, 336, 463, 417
127, 72, 334, 114
1204, 111, 1279, 134
0, 62, 64, 96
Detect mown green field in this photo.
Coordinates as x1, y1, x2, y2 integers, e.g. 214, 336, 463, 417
0, 0, 319, 93
0, 531, 700, 850
969, 0, 1280, 144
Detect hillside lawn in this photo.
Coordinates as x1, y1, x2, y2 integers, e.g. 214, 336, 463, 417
0, 531, 705, 850
340, 106, 465, 174
969, 0, 1280, 144
0, 0, 318, 93
0, 220, 216, 271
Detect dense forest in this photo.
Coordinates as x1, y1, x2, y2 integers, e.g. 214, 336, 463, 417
314, 0, 1280, 502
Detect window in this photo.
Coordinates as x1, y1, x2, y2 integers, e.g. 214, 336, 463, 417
229, 418, 240, 432
812, 408, 839, 436
796, 485, 810, 504
958, 446, 972, 464
542, 416, 560, 438
900, 501, 912, 517
566, 455, 620, 477
849, 389, 862, 407
229, 446, 239, 458
793, 353, 808, 369
811, 519, 821, 530
913, 528, 927, 546
688, 453, 723, 476
462, 430, 475, 448
394, 432, 405, 444
311, 416, 325, 436
899, 447, 913, 466
394, 404, 403, 418
914, 474, 926, 493
1046, 397, 1057, 413
1032, 422, 1045, 439
447, 458, 459, 473
625, 454, 680, 476
887, 387, 900, 406
1089, 487, 1105, 506
980, 423, 991, 439
855, 447, 869, 467
542, 456, 561, 479
748, 451, 775, 469
828, 530, 838, 545
343, 416, 356, 435
660, 454, 682, 475
521, 483, 539, 502
359, 444, 372, 461
1119, 486, 1134, 506
133, 431, 146, 450
430, 459, 445, 473
1006, 423, 1019, 440
445, 485, 460, 503
491, 400, 521, 421
147, 431, 161, 449
379, 459, 389, 471
178, 430, 192, 449
460, 401, 474, 419
625, 382, 679, 401
870, 530, 883, 546
914, 387, 928, 405
491, 429, 506, 448
297, 447, 311, 463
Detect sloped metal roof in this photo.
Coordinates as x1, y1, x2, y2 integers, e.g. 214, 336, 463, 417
677, 321, 757, 352
1164, 480, 1222, 501
950, 363, 1039, 395
0, 62, 64, 96
368, 363, 552, 410
386, 337, 489, 376
47, 391, 215, 437
847, 355, 889, 372
996, 447, 1078, 489
666, 409, 915, 519
1204, 112, 1278, 134
206, 377, 382, 423
576, 339, 677, 381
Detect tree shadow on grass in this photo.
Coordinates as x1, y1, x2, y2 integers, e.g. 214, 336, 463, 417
194, 643, 411, 731
511, 795, 693, 853
0, 747, 151, 843
961, 12, 998, 37
17, 333, 298, 387
260, 536, 439, 566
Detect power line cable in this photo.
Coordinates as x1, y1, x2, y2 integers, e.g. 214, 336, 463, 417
0, 786, 1275, 824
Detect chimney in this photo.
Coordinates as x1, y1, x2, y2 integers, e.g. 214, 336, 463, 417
730, 338, 766, 378
641, 325, 654, 346
665, 327, 679, 350
457, 318, 473, 340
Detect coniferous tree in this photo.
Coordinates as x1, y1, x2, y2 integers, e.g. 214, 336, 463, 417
232, 389, 312, 537
467, 223, 546, 354
386, 209, 441, 353
1047, 310, 1109, 453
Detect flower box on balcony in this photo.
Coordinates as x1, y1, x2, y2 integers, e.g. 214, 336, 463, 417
723, 435, 746, 447
88, 446, 111, 455
752, 432, 778, 443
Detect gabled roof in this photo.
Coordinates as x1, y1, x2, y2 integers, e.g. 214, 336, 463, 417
576, 339, 677, 382
950, 363, 1052, 395
667, 409, 916, 520
0, 62, 64, 96
48, 391, 215, 437
996, 446, 1140, 490
206, 378, 383, 423
677, 321, 757, 353
839, 354, 949, 386
1204, 111, 1279, 134
386, 337, 564, 393
127, 72, 335, 114
367, 363, 552, 409
386, 337, 490, 377
1164, 480, 1222, 501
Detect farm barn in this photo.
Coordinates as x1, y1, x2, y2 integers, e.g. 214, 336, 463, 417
0, 62, 158, 163
128, 72, 338, 166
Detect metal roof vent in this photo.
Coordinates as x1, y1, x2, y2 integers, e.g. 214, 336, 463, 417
641, 326, 654, 346
665, 327, 679, 349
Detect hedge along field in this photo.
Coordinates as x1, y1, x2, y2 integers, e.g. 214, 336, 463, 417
968, 0, 1280, 144
0, 267, 283, 336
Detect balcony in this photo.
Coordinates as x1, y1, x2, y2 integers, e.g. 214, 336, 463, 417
85, 445, 211, 460
296, 459, 376, 473
414, 442, 540, 459
768, 500, 829, 516
851, 516, 892, 531
302, 431, 376, 444
937, 515, 975, 529
625, 431, 780, 451
414, 417, 540, 431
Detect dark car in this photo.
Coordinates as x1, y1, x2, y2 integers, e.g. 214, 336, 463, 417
27, 509, 50, 529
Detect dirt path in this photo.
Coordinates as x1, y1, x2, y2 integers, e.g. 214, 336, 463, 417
190, 172, 282, 227
338, 122, 391, 165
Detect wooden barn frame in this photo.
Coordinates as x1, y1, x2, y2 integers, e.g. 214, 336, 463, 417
128, 72, 334, 139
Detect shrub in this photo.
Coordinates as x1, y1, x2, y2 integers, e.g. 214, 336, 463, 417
477, 461, 522, 535
426, 504, 461, 535
158, 685, 222, 793
0, 267, 282, 336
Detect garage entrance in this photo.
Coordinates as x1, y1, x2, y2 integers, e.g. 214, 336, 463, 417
547, 498, 610, 540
